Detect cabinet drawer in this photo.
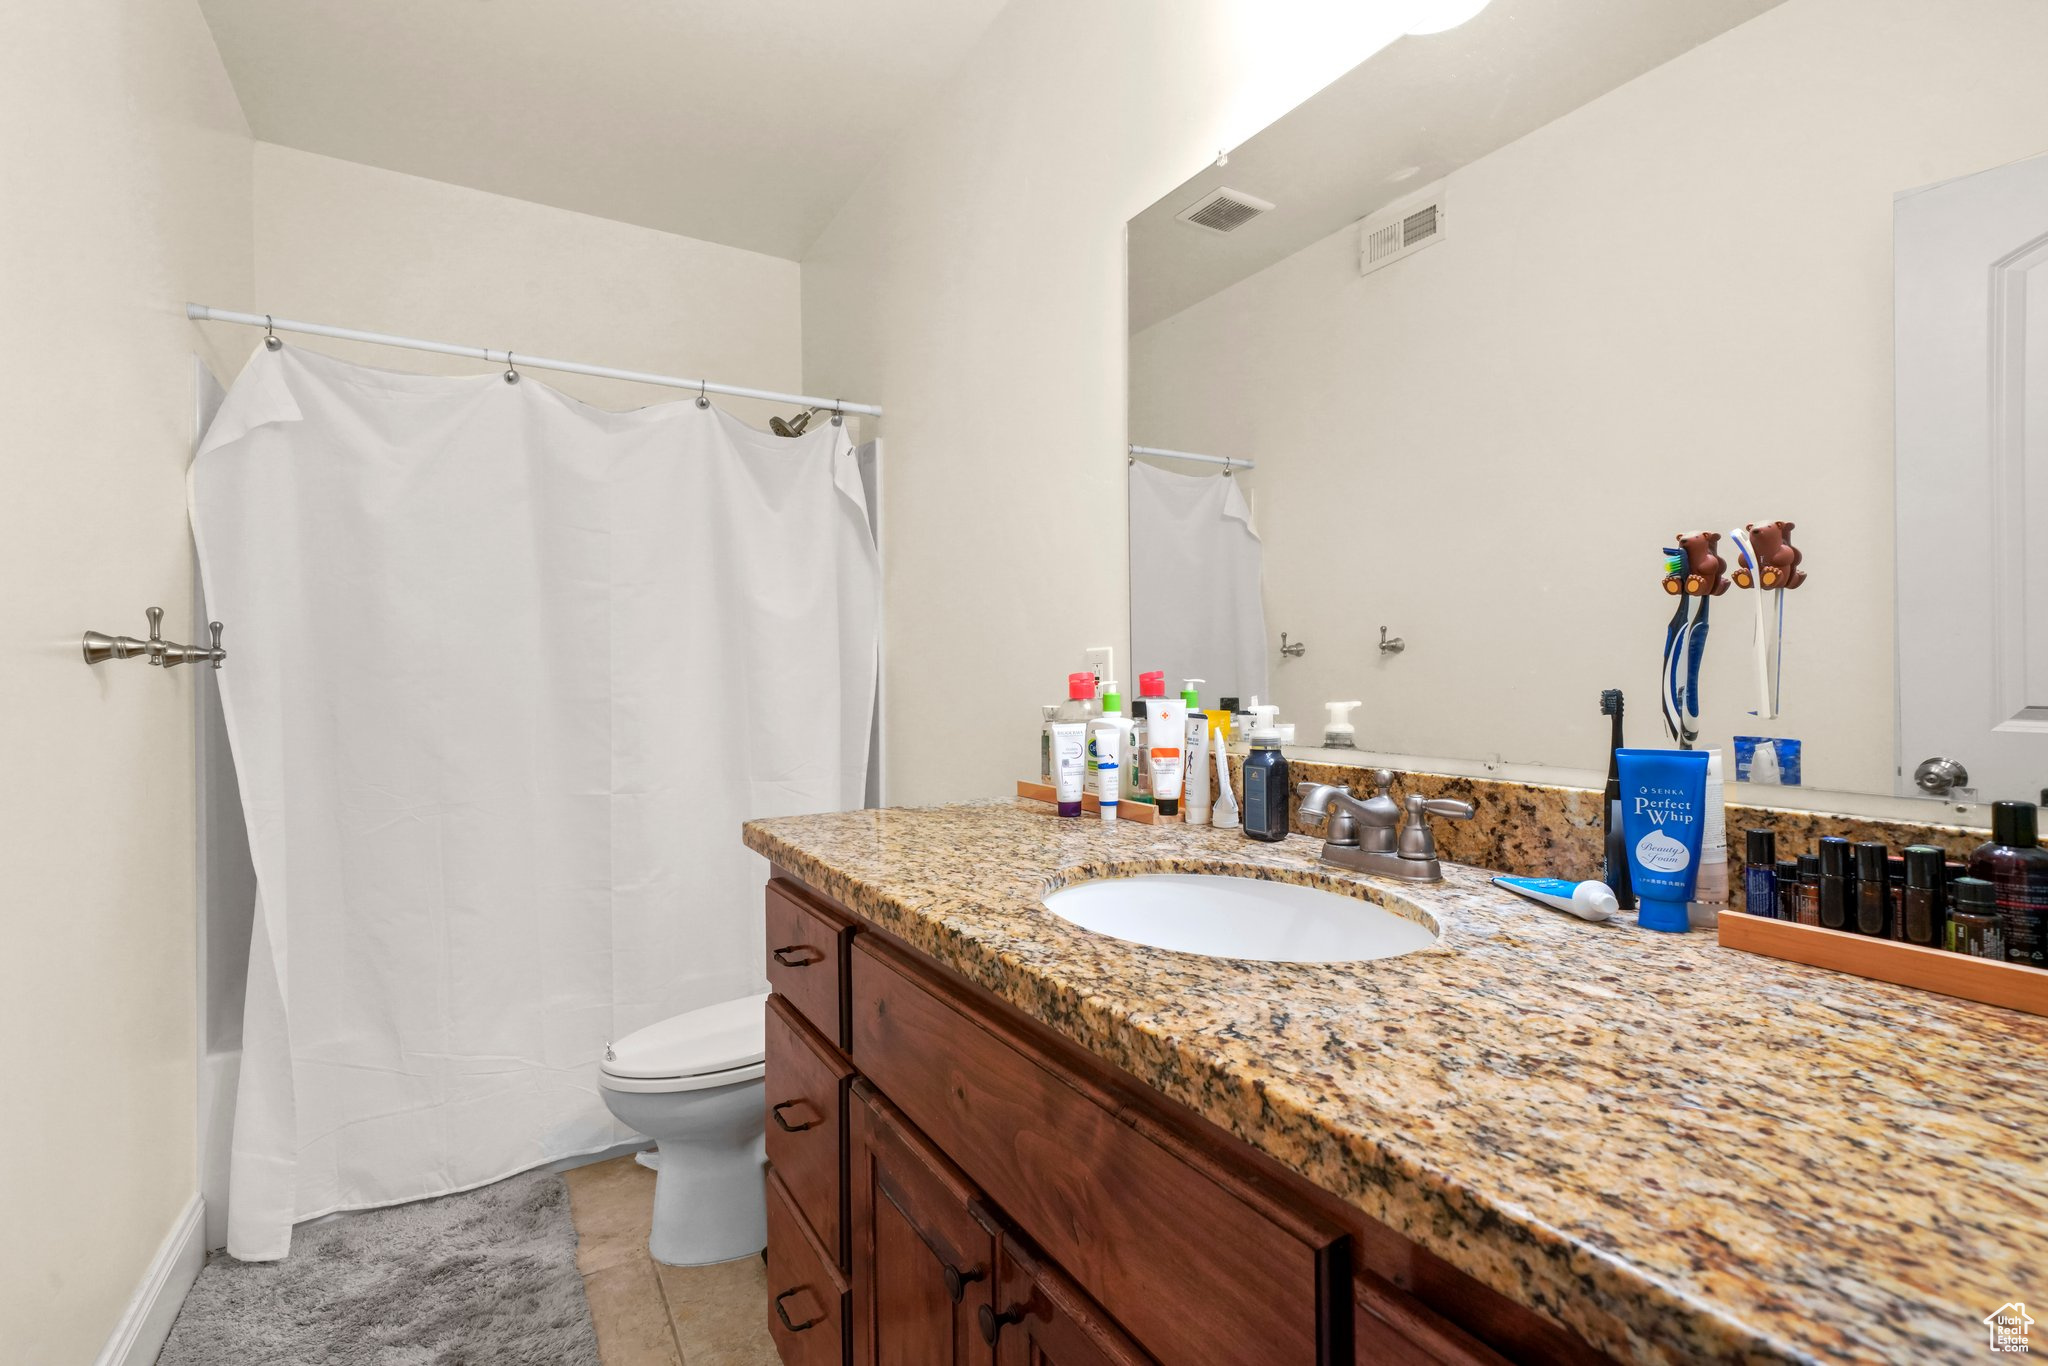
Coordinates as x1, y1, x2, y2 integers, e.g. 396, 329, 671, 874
767, 877, 856, 1048
768, 1164, 851, 1366
851, 936, 1344, 1365
767, 994, 854, 1269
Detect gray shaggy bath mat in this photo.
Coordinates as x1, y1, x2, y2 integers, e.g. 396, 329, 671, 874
160, 1169, 600, 1366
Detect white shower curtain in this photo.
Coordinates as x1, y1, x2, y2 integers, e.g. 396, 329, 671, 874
1128, 461, 1269, 704
190, 345, 879, 1260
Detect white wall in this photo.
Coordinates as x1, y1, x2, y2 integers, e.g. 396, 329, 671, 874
802, 0, 1414, 804
0, 2, 253, 1360
245, 143, 804, 424
1131, 0, 2048, 797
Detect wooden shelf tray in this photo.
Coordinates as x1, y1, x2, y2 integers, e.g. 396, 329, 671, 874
1719, 912, 2048, 1016
1015, 779, 1164, 823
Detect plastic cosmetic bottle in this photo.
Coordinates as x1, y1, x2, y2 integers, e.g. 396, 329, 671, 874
1688, 749, 1727, 927
1088, 684, 1131, 824
1968, 801, 2048, 969
1853, 842, 1891, 938
1131, 672, 1168, 801
1181, 681, 1212, 825
1323, 700, 1361, 749
1039, 704, 1058, 781
1048, 673, 1098, 818
1147, 692, 1188, 818
1241, 728, 1290, 842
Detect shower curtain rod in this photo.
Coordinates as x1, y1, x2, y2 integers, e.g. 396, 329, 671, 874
1129, 443, 1256, 470
185, 304, 884, 418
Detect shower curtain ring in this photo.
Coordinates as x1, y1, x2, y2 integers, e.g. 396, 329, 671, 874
696, 380, 709, 410
1223, 456, 1233, 477
502, 350, 520, 385
263, 315, 282, 351
831, 401, 844, 428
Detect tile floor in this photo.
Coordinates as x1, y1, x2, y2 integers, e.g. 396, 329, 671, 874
565, 1153, 781, 1366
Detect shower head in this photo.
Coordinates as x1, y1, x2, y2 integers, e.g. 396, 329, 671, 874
771, 408, 821, 438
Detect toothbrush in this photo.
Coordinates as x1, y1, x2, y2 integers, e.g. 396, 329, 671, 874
1727, 526, 1776, 720
1659, 548, 1689, 745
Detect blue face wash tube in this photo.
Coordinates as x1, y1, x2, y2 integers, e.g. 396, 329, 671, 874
1615, 748, 1711, 933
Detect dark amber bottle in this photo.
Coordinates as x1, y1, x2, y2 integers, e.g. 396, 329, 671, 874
1853, 842, 1890, 937
1901, 845, 1946, 947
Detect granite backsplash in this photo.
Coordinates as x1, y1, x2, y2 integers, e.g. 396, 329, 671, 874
1222, 754, 2034, 897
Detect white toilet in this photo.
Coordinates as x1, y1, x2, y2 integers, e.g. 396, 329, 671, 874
598, 990, 771, 1266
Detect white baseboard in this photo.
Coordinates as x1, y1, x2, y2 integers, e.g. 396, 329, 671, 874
94, 1195, 204, 1366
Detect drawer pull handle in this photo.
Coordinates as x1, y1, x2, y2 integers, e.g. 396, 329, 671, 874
942, 1262, 985, 1303
771, 1100, 819, 1133
978, 1303, 1022, 1346
774, 1287, 823, 1333
772, 944, 824, 968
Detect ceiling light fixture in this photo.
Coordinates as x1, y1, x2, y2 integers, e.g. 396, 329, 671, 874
1400, 0, 1494, 36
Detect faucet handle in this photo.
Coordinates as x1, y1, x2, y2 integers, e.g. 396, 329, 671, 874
1399, 792, 1474, 861
207, 621, 227, 669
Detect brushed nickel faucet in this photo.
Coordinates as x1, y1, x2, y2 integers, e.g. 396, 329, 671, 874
1296, 770, 1473, 882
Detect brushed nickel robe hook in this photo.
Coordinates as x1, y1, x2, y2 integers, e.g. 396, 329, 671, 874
83, 607, 225, 670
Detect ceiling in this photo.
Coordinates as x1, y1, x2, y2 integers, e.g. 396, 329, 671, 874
198, 0, 1012, 261
1129, 0, 1786, 332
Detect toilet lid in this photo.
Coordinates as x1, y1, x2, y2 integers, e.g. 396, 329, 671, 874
602, 990, 769, 1080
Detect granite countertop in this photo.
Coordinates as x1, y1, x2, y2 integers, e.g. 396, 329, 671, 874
743, 802, 2048, 1366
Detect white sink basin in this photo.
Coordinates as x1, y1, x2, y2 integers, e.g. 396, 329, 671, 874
1042, 873, 1438, 964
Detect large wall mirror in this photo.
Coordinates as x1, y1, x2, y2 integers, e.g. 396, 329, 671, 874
1127, 0, 2048, 814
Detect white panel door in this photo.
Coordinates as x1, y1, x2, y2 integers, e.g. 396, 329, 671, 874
1896, 153, 2048, 802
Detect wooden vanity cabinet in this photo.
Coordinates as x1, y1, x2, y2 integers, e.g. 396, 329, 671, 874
761, 869, 1610, 1366
985, 1231, 1153, 1366
849, 1082, 998, 1365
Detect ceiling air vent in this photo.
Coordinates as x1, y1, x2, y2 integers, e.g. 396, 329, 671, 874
1176, 187, 1274, 234
1359, 183, 1447, 276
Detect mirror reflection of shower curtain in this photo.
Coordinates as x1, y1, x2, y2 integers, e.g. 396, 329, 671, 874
1128, 461, 1269, 705
190, 346, 879, 1261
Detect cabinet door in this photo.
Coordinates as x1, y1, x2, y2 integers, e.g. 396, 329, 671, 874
851, 1081, 998, 1366
984, 1233, 1153, 1366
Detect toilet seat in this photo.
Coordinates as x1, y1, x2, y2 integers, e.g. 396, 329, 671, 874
599, 990, 769, 1095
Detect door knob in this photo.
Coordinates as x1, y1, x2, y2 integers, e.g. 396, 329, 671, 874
1913, 756, 1969, 797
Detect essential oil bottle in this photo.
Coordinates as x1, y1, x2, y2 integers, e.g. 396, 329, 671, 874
1887, 856, 1909, 942
1817, 837, 1853, 930
1948, 877, 2006, 960
1853, 842, 1891, 938
1968, 801, 2048, 969
1743, 830, 1776, 916
1901, 845, 1947, 947
1775, 860, 1801, 921
1795, 854, 1823, 926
